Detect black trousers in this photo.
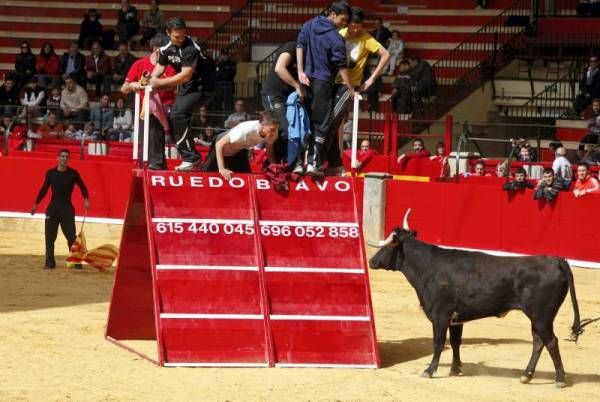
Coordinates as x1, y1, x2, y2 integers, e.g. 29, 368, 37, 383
262, 94, 288, 163
202, 147, 251, 173
323, 85, 352, 168
171, 91, 202, 163
45, 206, 76, 266
305, 79, 334, 167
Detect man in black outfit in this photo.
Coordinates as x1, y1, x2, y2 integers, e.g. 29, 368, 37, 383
261, 41, 303, 165
149, 16, 204, 171
31, 149, 90, 269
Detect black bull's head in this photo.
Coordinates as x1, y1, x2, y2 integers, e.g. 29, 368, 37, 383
368, 209, 416, 271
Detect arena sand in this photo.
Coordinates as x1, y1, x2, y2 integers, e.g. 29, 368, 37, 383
1, 217, 599, 401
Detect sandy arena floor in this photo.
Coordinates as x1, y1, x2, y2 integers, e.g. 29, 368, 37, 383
0, 218, 599, 401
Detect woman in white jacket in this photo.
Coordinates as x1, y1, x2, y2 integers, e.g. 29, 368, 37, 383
107, 97, 132, 141
386, 30, 404, 75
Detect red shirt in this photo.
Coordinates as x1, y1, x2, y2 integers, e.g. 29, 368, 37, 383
126, 56, 176, 106
343, 148, 375, 167
574, 176, 600, 195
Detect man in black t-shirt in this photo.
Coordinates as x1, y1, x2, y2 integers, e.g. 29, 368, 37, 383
31, 149, 90, 269
261, 41, 303, 164
149, 16, 203, 171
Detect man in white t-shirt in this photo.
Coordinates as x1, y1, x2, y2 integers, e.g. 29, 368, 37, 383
202, 111, 279, 180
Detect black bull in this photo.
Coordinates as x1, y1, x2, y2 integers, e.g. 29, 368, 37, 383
369, 225, 584, 387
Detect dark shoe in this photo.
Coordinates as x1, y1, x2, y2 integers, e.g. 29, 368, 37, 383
43, 264, 56, 270
72, 263, 83, 270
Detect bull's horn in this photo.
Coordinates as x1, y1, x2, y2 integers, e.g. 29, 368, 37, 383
403, 208, 412, 231
367, 232, 395, 248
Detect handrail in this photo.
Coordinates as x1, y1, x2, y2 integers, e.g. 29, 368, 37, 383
255, 2, 329, 84
421, 0, 532, 120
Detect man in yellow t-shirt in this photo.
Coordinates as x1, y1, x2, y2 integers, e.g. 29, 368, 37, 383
324, 7, 389, 175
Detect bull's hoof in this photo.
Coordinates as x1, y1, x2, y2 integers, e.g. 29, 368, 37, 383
520, 375, 532, 384
555, 381, 567, 388
449, 366, 463, 377
421, 370, 433, 378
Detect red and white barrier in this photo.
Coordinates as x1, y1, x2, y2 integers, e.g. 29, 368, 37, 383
106, 171, 380, 367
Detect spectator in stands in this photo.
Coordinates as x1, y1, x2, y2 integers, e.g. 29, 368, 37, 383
192, 105, 219, 146
370, 17, 391, 47
14, 41, 37, 90
90, 94, 114, 137
141, 0, 165, 46
85, 41, 112, 98
573, 162, 600, 197
397, 138, 430, 164
408, 56, 436, 114
122, 32, 176, 170
60, 42, 86, 87
386, 30, 404, 75
63, 123, 78, 139
365, 64, 383, 114
36, 111, 64, 139
117, 0, 140, 43
36, 42, 61, 89
224, 99, 250, 129
582, 143, 600, 165
0, 115, 26, 138
495, 161, 508, 178
475, 0, 488, 9
502, 167, 534, 192
574, 55, 600, 116
343, 139, 375, 171
78, 9, 103, 51
429, 141, 449, 177
552, 146, 573, 187
0, 76, 20, 116
579, 98, 600, 148
215, 49, 237, 111
577, 0, 600, 16
111, 42, 137, 86
60, 75, 89, 122
202, 111, 279, 180
45, 86, 61, 115
107, 98, 132, 141
20, 77, 45, 119
509, 138, 537, 162
534, 168, 565, 202
390, 59, 412, 114
473, 160, 488, 176
69, 121, 98, 141
198, 43, 216, 106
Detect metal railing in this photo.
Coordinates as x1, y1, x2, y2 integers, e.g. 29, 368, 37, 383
201, 0, 327, 61
421, 0, 532, 120
255, 2, 329, 84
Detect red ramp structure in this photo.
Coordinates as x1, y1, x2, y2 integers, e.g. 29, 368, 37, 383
106, 171, 379, 368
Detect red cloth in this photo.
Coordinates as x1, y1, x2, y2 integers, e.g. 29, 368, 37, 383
126, 56, 176, 107
403, 150, 431, 159
36, 54, 60, 75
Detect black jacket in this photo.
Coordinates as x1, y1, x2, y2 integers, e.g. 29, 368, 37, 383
15, 52, 36, 75
580, 67, 600, 99
60, 52, 86, 77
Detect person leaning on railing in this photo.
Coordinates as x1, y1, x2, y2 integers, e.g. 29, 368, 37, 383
502, 167, 534, 192
534, 168, 566, 202
573, 162, 600, 198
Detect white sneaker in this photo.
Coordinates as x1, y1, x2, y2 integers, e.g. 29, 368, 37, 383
292, 163, 304, 175
174, 160, 199, 171
305, 163, 324, 176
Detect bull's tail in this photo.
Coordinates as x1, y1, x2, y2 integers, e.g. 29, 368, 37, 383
560, 259, 583, 341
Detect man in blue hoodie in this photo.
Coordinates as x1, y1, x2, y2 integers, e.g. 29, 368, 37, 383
297, 1, 354, 175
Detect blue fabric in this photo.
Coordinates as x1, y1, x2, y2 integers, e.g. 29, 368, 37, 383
286, 92, 310, 163
296, 16, 347, 82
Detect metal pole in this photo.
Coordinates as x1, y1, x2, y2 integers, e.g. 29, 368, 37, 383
351, 93, 363, 173
133, 91, 140, 164
143, 86, 151, 165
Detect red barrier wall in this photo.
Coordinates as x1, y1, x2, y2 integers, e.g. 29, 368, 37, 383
0, 156, 133, 219
384, 180, 600, 263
